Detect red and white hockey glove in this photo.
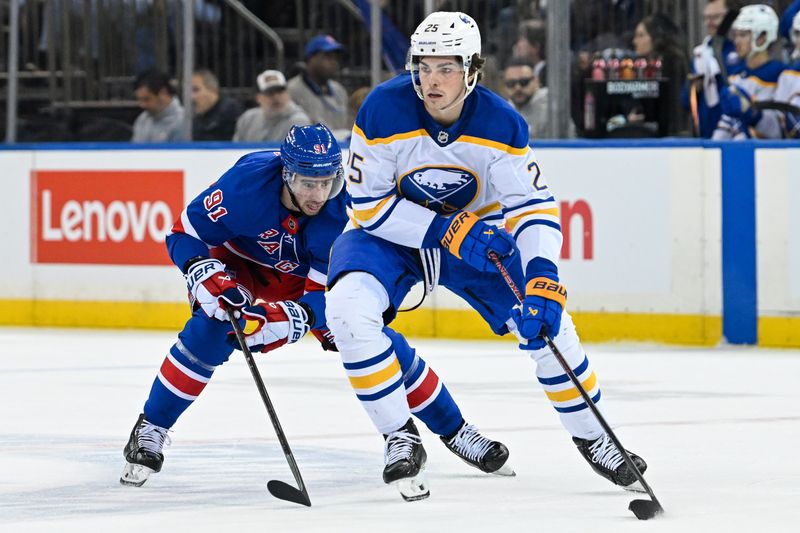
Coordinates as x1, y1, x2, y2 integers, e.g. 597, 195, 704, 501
236, 301, 310, 353
311, 328, 338, 352
185, 258, 250, 321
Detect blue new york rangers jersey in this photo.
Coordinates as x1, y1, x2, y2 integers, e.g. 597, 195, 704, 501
346, 75, 562, 274
167, 150, 347, 287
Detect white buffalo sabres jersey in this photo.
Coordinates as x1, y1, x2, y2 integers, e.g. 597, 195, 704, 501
774, 63, 800, 137
713, 59, 786, 139
346, 74, 562, 272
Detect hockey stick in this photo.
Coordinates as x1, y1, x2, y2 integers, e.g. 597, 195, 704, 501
488, 253, 664, 520
224, 302, 311, 507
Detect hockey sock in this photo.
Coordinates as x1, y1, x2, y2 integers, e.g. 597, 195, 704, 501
385, 328, 463, 437
529, 317, 605, 439
143, 340, 215, 429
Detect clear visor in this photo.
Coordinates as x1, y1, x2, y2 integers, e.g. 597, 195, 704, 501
283, 168, 344, 199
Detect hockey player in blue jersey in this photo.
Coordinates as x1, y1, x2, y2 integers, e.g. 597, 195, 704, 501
712, 4, 787, 139
120, 123, 510, 488
325, 12, 648, 502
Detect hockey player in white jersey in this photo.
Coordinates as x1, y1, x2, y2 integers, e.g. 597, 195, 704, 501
325, 11, 647, 501
774, 12, 800, 138
712, 4, 786, 139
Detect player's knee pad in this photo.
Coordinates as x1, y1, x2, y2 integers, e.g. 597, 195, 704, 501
326, 271, 390, 354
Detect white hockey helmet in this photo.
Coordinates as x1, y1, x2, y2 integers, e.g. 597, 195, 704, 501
406, 11, 482, 107
731, 4, 779, 56
792, 11, 800, 48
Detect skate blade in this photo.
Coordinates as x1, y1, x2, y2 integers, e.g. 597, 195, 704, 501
120, 463, 154, 487
490, 462, 516, 477
622, 479, 646, 493
393, 471, 430, 502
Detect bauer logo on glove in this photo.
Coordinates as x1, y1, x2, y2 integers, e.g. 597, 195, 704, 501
229, 300, 311, 353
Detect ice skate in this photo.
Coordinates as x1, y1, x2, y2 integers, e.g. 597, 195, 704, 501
573, 434, 647, 492
441, 422, 515, 476
120, 413, 170, 487
383, 419, 429, 502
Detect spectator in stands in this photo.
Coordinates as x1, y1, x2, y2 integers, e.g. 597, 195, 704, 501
631, 13, 691, 135
683, 0, 745, 138
131, 69, 186, 143
502, 58, 574, 139
191, 69, 243, 141
288, 35, 350, 135
348, 86, 371, 125
233, 69, 311, 143
511, 19, 547, 85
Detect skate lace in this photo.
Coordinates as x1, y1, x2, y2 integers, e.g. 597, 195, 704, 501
448, 424, 493, 463
137, 421, 171, 454
384, 429, 422, 464
588, 434, 625, 471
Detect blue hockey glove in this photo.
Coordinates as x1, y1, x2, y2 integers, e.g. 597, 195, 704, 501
511, 259, 567, 350
719, 85, 762, 125
435, 211, 515, 272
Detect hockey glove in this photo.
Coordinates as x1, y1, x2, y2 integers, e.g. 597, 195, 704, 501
719, 85, 762, 125
312, 328, 338, 352
511, 260, 567, 350
231, 301, 310, 353
435, 211, 516, 272
185, 258, 250, 321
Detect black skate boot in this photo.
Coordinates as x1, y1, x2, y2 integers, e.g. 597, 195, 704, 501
441, 421, 515, 476
573, 434, 647, 492
383, 419, 429, 501
120, 413, 170, 487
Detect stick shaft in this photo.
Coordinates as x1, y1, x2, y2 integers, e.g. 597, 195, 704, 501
489, 253, 662, 510
225, 303, 309, 499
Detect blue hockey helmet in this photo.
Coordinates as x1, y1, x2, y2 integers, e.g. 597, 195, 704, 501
280, 123, 344, 199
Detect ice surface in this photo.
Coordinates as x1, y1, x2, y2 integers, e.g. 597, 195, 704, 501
1, 327, 798, 532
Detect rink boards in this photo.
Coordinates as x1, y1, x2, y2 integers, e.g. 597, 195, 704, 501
0, 140, 796, 347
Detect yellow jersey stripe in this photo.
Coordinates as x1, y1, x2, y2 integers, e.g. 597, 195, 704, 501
353, 124, 428, 145
506, 207, 560, 231
348, 359, 402, 390
474, 202, 501, 217
353, 195, 395, 222
545, 372, 597, 402
458, 135, 529, 155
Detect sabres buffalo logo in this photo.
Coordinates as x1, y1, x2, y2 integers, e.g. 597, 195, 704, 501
397, 166, 479, 215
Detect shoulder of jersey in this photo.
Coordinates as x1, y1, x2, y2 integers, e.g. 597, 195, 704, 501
354, 74, 422, 141
461, 85, 530, 151
220, 150, 283, 197
753, 60, 788, 83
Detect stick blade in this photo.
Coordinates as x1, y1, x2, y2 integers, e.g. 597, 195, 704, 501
628, 499, 663, 520
267, 480, 311, 507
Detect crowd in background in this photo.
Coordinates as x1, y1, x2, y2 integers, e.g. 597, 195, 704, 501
14, 0, 800, 143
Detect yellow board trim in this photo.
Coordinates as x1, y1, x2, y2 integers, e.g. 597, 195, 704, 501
4, 299, 781, 347
759, 316, 800, 347
544, 372, 597, 402
347, 359, 401, 390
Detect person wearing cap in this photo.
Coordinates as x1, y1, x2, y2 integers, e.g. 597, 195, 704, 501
191, 69, 243, 141
287, 35, 350, 133
233, 69, 311, 142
